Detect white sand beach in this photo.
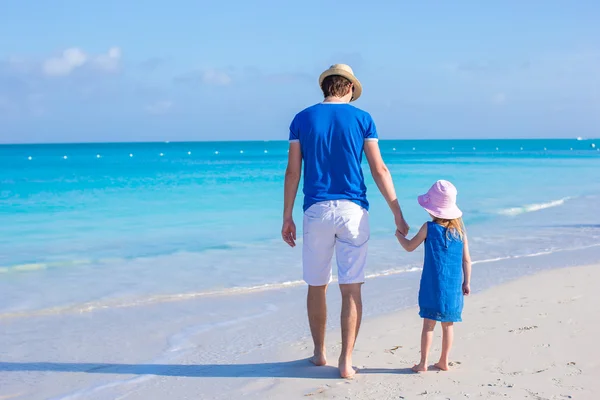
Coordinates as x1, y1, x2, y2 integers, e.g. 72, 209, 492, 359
1, 263, 598, 399
240, 264, 600, 399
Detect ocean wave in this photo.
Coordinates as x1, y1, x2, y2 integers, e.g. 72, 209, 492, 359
0, 266, 424, 320
0, 263, 48, 273
498, 197, 571, 216
365, 266, 423, 278
0, 243, 273, 274
0, 259, 94, 274
0, 280, 307, 319
3, 243, 599, 320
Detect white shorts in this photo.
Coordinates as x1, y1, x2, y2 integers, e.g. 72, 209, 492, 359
302, 200, 370, 286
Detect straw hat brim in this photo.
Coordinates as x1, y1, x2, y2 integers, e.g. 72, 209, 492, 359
318, 68, 362, 102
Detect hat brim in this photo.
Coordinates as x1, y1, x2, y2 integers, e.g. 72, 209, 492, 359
319, 69, 362, 102
418, 194, 463, 220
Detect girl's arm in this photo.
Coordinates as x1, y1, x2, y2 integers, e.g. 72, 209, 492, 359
395, 223, 427, 252
462, 234, 472, 295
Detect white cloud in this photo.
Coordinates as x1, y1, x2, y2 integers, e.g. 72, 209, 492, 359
42, 48, 88, 77
492, 92, 507, 105
92, 47, 121, 73
202, 69, 232, 86
146, 100, 173, 115
41, 47, 121, 77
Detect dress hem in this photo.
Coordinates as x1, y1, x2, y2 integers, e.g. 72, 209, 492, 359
419, 308, 462, 323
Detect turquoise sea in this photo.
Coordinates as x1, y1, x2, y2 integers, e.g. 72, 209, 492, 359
0, 139, 599, 317
1, 138, 600, 399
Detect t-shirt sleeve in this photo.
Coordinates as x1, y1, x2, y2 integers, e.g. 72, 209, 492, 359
364, 113, 378, 141
289, 115, 300, 143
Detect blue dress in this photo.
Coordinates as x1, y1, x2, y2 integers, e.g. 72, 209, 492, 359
418, 221, 464, 322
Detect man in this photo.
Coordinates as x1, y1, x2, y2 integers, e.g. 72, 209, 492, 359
282, 64, 409, 378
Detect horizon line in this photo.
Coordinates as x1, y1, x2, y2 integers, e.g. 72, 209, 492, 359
1, 137, 597, 146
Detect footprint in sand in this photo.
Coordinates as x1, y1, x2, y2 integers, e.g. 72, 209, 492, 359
558, 296, 583, 304
526, 389, 549, 399
497, 368, 524, 376
566, 362, 582, 376
304, 387, 328, 397
534, 343, 551, 348
509, 325, 538, 333
384, 345, 403, 354
483, 379, 514, 389
554, 377, 583, 393
418, 390, 441, 396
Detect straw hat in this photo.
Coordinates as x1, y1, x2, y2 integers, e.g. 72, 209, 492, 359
318, 64, 362, 102
418, 180, 463, 220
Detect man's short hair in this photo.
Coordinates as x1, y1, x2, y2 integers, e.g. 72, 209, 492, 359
321, 75, 352, 98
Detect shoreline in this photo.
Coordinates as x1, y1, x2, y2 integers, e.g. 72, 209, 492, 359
1, 261, 598, 399
2, 237, 599, 320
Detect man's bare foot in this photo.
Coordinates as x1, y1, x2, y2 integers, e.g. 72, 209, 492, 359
411, 362, 428, 373
309, 352, 327, 366
433, 362, 449, 371
338, 357, 356, 379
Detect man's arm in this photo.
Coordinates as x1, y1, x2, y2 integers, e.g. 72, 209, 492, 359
282, 142, 302, 247
364, 140, 409, 235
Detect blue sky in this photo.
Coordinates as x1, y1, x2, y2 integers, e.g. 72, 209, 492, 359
1, 0, 599, 143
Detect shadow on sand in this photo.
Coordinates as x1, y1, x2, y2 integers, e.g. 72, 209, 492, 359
0, 361, 414, 379
361, 367, 415, 375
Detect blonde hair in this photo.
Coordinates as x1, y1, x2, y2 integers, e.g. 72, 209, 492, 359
432, 217, 465, 241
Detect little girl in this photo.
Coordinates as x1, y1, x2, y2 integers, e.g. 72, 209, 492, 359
395, 180, 472, 372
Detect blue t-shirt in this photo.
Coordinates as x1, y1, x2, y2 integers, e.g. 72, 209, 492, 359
289, 103, 378, 211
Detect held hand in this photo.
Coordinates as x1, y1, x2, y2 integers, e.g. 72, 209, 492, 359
394, 230, 407, 247
395, 215, 410, 236
281, 217, 297, 247
462, 282, 471, 296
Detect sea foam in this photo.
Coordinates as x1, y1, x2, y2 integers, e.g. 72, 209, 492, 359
498, 197, 571, 216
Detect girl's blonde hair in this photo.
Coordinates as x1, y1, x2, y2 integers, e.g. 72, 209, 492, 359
432, 217, 465, 241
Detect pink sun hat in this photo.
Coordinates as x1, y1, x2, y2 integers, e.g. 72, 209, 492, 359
417, 180, 463, 220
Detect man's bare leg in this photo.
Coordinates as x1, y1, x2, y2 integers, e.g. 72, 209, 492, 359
307, 284, 328, 366
338, 283, 362, 378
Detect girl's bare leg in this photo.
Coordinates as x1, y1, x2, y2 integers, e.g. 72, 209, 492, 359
412, 318, 436, 372
435, 322, 454, 371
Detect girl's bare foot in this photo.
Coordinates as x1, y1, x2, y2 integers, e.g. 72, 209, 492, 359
338, 357, 356, 379
309, 352, 327, 366
433, 362, 449, 371
411, 362, 428, 373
